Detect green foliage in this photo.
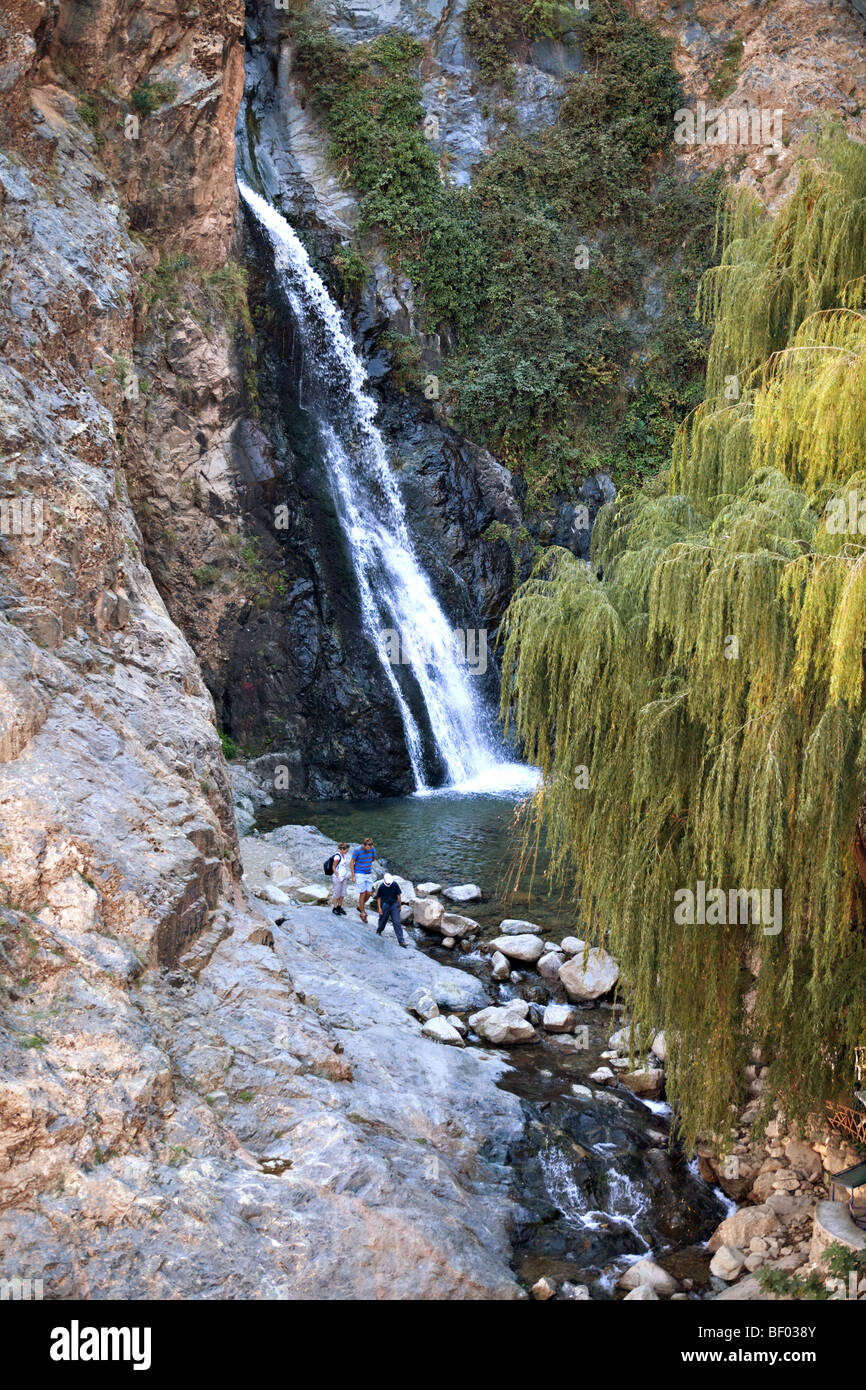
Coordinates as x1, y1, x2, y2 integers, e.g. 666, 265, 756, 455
500, 131, 866, 1147
755, 1242, 866, 1299
463, 0, 578, 87
332, 242, 370, 293
756, 1266, 830, 1299
203, 262, 254, 336
130, 81, 179, 117
219, 731, 238, 761
77, 95, 105, 133
289, 6, 717, 507
709, 34, 744, 101
193, 564, 220, 588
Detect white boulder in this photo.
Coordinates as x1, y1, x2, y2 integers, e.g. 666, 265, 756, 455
413, 897, 445, 930
444, 884, 482, 903
589, 1067, 616, 1085
560, 936, 586, 955
537, 951, 566, 982
543, 1003, 578, 1033
468, 1005, 538, 1045
410, 988, 440, 1022
498, 918, 543, 936
256, 884, 292, 906
294, 884, 330, 904
421, 1016, 465, 1047
618, 1259, 678, 1296
709, 1245, 746, 1281
622, 1068, 665, 1100
490, 933, 545, 964
490, 950, 510, 981
416, 882, 442, 895
559, 945, 619, 1000
440, 913, 478, 939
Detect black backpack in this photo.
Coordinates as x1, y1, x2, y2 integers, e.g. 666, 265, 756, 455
324, 854, 337, 876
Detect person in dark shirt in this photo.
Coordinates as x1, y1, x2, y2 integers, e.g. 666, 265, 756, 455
373, 873, 407, 948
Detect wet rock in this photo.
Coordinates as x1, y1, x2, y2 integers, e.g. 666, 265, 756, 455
417, 882, 441, 895
560, 1282, 590, 1300
623, 1285, 659, 1300
589, 1067, 616, 1086
446, 1015, 467, 1037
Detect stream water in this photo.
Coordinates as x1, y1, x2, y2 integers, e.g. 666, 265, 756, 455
256, 788, 729, 1297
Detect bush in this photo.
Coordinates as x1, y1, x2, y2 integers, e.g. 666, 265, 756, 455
218, 731, 238, 761
289, 5, 717, 506
130, 81, 179, 117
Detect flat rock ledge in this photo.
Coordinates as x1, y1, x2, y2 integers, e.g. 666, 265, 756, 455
0, 823, 526, 1299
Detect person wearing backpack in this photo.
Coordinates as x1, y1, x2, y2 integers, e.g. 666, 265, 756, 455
326, 842, 350, 916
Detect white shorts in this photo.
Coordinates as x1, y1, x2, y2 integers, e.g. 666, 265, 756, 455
355, 873, 373, 893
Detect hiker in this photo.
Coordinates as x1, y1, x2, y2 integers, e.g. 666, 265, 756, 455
374, 873, 407, 948
351, 837, 377, 923
330, 842, 350, 916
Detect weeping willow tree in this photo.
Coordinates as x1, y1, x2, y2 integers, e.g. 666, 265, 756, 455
501, 129, 866, 1148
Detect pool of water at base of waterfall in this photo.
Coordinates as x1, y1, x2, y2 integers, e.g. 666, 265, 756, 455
253, 788, 728, 1298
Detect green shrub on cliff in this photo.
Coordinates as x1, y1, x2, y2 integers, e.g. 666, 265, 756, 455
290, 6, 717, 507
500, 131, 866, 1146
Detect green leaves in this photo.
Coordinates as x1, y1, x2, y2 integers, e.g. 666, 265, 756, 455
502, 132, 866, 1147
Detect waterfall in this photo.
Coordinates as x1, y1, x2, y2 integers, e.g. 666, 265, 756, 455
238, 181, 531, 794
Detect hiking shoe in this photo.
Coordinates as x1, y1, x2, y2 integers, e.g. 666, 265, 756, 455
398, 941, 408, 949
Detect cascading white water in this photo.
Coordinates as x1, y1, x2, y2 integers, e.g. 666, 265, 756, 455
238, 180, 535, 794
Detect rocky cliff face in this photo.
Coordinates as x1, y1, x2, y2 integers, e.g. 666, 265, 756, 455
1, 0, 864, 1299
0, 1, 526, 1297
